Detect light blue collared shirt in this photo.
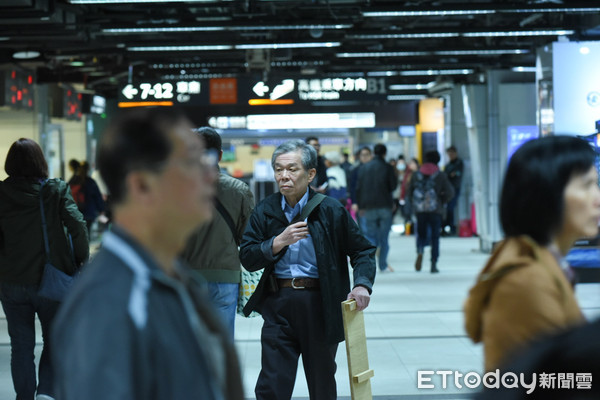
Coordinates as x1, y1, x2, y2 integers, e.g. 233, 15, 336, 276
274, 189, 319, 279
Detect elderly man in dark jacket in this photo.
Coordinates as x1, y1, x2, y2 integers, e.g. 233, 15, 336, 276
240, 139, 376, 400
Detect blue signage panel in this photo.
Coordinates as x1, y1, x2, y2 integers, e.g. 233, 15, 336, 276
507, 125, 538, 161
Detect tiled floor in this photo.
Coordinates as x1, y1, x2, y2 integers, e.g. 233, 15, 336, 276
1, 230, 599, 399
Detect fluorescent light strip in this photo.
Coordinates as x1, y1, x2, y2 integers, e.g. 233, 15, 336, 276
349, 32, 460, 39
129, 42, 339, 52
363, 10, 495, 17
436, 49, 528, 55
105, 27, 223, 33
128, 45, 233, 51
399, 69, 474, 76
464, 30, 574, 37
70, 0, 230, 3
338, 51, 429, 58
350, 30, 573, 40
228, 24, 352, 31
367, 71, 399, 76
512, 66, 537, 72
387, 95, 428, 101
105, 24, 351, 34
235, 42, 340, 49
506, 8, 600, 13
338, 49, 528, 58
363, 7, 600, 17
389, 83, 435, 90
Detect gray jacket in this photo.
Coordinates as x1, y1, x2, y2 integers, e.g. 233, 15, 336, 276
52, 226, 244, 400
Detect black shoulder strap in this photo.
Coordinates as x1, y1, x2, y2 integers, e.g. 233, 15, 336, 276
292, 193, 326, 223
215, 198, 240, 246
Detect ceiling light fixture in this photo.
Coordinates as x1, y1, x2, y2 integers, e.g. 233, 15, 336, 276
362, 7, 600, 17
350, 30, 573, 40
463, 30, 574, 37
399, 69, 474, 76
367, 71, 399, 76
104, 24, 351, 34
104, 27, 223, 33
511, 66, 537, 72
128, 45, 233, 51
13, 51, 40, 59
363, 10, 495, 17
389, 83, 436, 90
338, 49, 528, 58
348, 32, 460, 39
338, 51, 429, 58
435, 49, 528, 55
69, 0, 232, 3
235, 42, 340, 49
507, 7, 600, 13
387, 94, 428, 101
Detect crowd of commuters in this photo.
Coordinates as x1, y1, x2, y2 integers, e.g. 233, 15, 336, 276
1, 108, 600, 399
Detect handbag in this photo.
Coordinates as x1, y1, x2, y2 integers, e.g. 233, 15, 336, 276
238, 267, 262, 318
37, 180, 78, 302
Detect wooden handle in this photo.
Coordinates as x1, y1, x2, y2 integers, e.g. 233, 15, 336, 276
353, 369, 374, 383
342, 299, 357, 312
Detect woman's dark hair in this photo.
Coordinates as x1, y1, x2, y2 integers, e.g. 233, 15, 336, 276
4, 138, 49, 179
500, 135, 596, 245
97, 107, 190, 204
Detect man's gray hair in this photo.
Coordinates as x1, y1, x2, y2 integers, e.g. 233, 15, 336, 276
271, 139, 318, 171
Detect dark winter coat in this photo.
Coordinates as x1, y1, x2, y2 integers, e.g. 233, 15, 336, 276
52, 227, 244, 400
0, 177, 89, 284
356, 155, 397, 209
239, 189, 376, 344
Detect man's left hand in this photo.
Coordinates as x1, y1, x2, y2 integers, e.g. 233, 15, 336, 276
347, 286, 370, 311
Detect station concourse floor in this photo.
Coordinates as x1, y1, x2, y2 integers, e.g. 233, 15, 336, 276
0, 229, 599, 399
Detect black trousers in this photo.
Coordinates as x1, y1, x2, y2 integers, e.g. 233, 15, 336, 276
255, 288, 338, 400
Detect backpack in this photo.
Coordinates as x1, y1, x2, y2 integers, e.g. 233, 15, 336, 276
412, 171, 439, 213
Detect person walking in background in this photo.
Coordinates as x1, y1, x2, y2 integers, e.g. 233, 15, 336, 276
443, 145, 464, 236
323, 151, 348, 204
464, 135, 599, 372
0, 138, 89, 400
52, 108, 244, 400
181, 127, 254, 341
340, 151, 352, 179
400, 158, 419, 232
66, 159, 79, 186
357, 143, 397, 273
69, 161, 105, 237
407, 151, 454, 273
239, 140, 375, 400
349, 146, 372, 226
305, 136, 328, 194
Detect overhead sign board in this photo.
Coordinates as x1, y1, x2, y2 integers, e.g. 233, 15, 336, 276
119, 76, 389, 107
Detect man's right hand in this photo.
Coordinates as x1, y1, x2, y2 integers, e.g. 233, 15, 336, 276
272, 221, 309, 255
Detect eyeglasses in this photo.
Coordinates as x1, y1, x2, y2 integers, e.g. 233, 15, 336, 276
175, 148, 219, 172
200, 149, 219, 169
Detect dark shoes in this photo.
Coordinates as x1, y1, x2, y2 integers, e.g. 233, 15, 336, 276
431, 262, 439, 274
415, 254, 423, 271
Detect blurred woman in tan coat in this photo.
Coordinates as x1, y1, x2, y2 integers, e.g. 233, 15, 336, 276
464, 135, 600, 371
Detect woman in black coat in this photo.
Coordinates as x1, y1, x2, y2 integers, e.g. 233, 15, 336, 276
0, 138, 88, 400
